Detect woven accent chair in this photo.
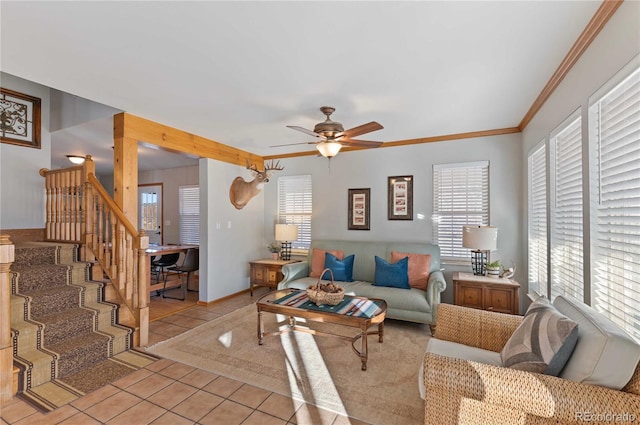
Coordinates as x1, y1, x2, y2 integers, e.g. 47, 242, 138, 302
423, 304, 640, 424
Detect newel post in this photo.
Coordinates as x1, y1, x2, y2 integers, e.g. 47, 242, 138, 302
136, 233, 149, 347
0, 235, 15, 402
80, 156, 96, 264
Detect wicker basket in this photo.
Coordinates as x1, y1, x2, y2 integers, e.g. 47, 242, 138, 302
307, 268, 345, 306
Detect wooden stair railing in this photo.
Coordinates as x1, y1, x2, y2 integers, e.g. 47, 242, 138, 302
39, 156, 149, 347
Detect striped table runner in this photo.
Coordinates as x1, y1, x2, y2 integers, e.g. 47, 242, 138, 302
273, 291, 383, 318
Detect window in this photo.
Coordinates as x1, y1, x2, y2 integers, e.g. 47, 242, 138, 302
528, 142, 548, 298
550, 114, 584, 301
432, 161, 489, 261
179, 185, 200, 244
590, 66, 640, 341
277, 175, 312, 250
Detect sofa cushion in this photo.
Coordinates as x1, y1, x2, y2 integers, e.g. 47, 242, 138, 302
391, 251, 430, 290
310, 249, 344, 278
373, 256, 410, 289
321, 253, 354, 282
501, 297, 578, 376
554, 295, 640, 389
419, 337, 502, 399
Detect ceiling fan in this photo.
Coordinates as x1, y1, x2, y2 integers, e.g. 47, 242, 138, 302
271, 106, 384, 158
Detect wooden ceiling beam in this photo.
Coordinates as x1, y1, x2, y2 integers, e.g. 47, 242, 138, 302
114, 112, 264, 168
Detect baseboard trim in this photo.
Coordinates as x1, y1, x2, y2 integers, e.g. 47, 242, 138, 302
197, 288, 251, 307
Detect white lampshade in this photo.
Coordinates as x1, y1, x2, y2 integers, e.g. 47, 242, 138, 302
462, 226, 497, 251
275, 224, 298, 242
316, 141, 342, 158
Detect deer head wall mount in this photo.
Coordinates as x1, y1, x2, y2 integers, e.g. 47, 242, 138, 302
229, 160, 284, 210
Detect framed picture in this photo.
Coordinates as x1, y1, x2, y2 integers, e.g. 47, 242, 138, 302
387, 175, 413, 220
348, 188, 370, 230
0, 88, 41, 149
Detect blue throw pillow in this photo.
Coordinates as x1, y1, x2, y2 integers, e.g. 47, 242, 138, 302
321, 253, 355, 282
373, 256, 410, 289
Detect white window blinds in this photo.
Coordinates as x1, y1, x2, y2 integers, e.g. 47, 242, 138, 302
528, 143, 548, 298
433, 161, 489, 260
277, 175, 312, 250
550, 116, 584, 301
179, 185, 200, 245
590, 67, 640, 342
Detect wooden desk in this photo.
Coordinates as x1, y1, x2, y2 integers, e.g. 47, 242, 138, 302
146, 245, 198, 297
453, 271, 520, 315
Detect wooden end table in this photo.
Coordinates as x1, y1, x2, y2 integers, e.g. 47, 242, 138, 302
256, 289, 387, 371
453, 271, 520, 315
249, 259, 300, 296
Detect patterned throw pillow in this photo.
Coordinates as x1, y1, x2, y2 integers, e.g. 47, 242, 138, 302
501, 297, 579, 376
373, 256, 410, 289
321, 253, 354, 282
310, 249, 344, 278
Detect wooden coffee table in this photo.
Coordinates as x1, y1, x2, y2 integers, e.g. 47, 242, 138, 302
256, 289, 387, 371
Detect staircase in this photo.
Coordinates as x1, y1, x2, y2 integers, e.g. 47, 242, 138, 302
10, 242, 155, 410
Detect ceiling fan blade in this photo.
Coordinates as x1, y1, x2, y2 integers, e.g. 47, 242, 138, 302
286, 125, 324, 138
340, 121, 383, 138
269, 141, 320, 148
341, 139, 383, 148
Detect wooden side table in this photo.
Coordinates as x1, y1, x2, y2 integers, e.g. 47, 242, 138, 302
249, 259, 300, 296
453, 271, 520, 315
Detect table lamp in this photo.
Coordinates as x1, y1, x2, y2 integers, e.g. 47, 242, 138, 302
462, 226, 497, 276
275, 224, 298, 261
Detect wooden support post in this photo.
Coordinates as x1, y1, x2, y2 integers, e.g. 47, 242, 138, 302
136, 233, 149, 347
113, 133, 139, 230
0, 235, 15, 402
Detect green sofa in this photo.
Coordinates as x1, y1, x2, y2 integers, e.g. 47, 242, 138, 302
277, 240, 446, 325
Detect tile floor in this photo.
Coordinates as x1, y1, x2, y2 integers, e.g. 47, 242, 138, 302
1, 287, 369, 425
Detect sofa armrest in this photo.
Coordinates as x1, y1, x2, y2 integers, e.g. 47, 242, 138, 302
277, 261, 309, 289
423, 353, 640, 423
426, 270, 447, 321
435, 304, 523, 352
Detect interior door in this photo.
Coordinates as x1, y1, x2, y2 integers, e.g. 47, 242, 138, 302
139, 184, 163, 245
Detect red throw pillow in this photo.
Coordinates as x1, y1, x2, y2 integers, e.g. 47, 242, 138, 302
310, 249, 344, 278
391, 251, 431, 290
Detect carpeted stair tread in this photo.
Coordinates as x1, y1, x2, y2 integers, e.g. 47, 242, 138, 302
37, 308, 96, 346
13, 245, 59, 266
26, 286, 82, 318
12, 264, 71, 292
58, 359, 138, 394
48, 332, 111, 377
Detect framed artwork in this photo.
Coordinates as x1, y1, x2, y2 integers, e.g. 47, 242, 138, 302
0, 88, 41, 149
387, 175, 413, 220
348, 188, 370, 230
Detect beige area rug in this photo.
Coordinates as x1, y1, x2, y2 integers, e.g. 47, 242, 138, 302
146, 304, 429, 424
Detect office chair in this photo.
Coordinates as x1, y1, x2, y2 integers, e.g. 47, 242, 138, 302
163, 248, 199, 300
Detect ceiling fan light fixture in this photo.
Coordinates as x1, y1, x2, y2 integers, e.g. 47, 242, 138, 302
316, 141, 342, 158
66, 155, 85, 165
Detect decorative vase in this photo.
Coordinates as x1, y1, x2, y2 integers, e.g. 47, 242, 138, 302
271, 252, 279, 260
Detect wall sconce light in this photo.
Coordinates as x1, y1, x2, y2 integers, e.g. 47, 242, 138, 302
66, 155, 85, 165
275, 224, 299, 261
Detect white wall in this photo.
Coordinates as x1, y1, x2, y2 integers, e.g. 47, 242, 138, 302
50, 89, 120, 132
199, 158, 264, 302
263, 133, 523, 306
0, 73, 51, 229
521, 1, 640, 300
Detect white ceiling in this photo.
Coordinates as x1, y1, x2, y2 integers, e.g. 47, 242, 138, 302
1, 1, 602, 174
